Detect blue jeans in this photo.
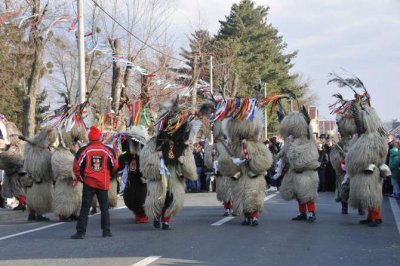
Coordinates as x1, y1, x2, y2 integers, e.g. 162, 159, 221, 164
186, 168, 201, 192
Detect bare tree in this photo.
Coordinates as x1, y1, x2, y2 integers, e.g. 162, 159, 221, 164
22, 0, 48, 137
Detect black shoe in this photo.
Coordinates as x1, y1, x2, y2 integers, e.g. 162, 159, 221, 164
358, 209, 365, 216
69, 214, 78, 221
90, 208, 97, 215
162, 222, 170, 230
71, 233, 85, 239
250, 218, 259, 226
223, 210, 230, 216
28, 213, 36, 221
292, 213, 307, 221
102, 231, 112, 237
341, 208, 348, 214
360, 219, 382, 225
35, 215, 50, 222
241, 218, 250, 225
307, 213, 316, 223
367, 220, 380, 227
153, 219, 160, 229
13, 203, 26, 211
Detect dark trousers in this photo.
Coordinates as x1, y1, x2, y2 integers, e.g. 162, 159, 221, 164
76, 183, 110, 235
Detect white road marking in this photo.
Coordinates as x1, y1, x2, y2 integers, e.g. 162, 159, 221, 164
264, 192, 278, 202
131, 256, 162, 266
0, 222, 65, 241
0, 206, 128, 241
211, 216, 235, 226
211, 191, 278, 226
389, 197, 400, 235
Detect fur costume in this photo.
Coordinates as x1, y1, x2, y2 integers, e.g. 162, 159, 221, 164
140, 100, 197, 230
52, 128, 86, 221
0, 119, 26, 207
278, 110, 320, 222
346, 106, 388, 225
223, 111, 273, 226
23, 128, 58, 220
328, 73, 389, 226
204, 120, 240, 216
121, 125, 149, 223
329, 114, 364, 214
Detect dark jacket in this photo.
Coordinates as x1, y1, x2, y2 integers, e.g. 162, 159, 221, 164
389, 147, 400, 179
193, 151, 204, 168
73, 141, 119, 190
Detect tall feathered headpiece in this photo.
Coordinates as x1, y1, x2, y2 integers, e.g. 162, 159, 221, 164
260, 95, 291, 122
327, 73, 371, 108
300, 105, 311, 139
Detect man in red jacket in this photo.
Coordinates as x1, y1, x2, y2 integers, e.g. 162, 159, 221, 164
71, 126, 119, 239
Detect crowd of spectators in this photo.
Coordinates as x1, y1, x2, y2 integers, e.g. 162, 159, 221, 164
186, 142, 213, 193
386, 134, 400, 198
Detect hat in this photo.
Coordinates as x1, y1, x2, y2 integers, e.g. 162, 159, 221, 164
88, 126, 101, 141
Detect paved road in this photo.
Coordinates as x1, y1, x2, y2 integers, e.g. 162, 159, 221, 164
0, 190, 399, 266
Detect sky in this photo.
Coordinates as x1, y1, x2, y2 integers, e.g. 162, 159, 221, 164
169, 0, 400, 122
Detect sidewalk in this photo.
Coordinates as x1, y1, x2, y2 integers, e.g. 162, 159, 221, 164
0, 207, 27, 223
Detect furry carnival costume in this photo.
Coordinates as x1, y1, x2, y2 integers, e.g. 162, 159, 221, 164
329, 113, 358, 214
327, 92, 364, 216
140, 100, 197, 230
52, 128, 87, 221
23, 128, 58, 221
0, 116, 27, 210
279, 108, 320, 222
334, 84, 389, 227
347, 105, 389, 226
120, 126, 149, 224
204, 120, 239, 216
224, 111, 273, 226
328, 74, 390, 226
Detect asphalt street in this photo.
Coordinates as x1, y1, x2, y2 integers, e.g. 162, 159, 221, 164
0, 190, 399, 266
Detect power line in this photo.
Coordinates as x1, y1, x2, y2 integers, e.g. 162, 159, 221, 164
90, 0, 185, 63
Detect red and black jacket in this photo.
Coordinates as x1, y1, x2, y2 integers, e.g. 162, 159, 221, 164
73, 141, 119, 190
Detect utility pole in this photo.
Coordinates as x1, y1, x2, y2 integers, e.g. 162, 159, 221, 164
192, 55, 199, 106
264, 82, 268, 139
209, 55, 213, 95
78, 0, 86, 104
209, 55, 214, 145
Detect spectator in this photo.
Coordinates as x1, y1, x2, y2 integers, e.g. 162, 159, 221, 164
71, 126, 119, 239
388, 139, 400, 198
267, 136, 281, 188
193, 143, 204, 192
383, 134, 394, 195
317, 142, 329, 192
0, 170, 5, 208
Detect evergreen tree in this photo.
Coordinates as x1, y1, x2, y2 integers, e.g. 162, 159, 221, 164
0, 15, 32, 129
215, 0, 298, 97
175, 30, 212, 86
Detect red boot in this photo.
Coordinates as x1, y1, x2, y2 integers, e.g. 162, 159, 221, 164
135, 215, 148, 224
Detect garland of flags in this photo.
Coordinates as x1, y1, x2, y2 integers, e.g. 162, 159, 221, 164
43, 102, 87, 134
213, 95, 291, 122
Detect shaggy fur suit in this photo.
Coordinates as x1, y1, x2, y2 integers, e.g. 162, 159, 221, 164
278, 112, 320, 222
